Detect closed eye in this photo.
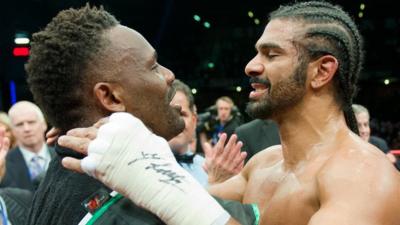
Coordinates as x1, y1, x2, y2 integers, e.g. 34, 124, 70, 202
267, 53, 279, 59
152, 63, 160, 72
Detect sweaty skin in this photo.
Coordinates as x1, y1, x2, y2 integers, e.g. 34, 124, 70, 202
208, 19, 400, 225
57, 5, 400, 225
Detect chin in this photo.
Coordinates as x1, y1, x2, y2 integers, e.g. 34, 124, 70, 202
165, 127, 184, 141
246, 102, 273, 120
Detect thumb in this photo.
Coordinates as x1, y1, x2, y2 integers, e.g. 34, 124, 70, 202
62, 157, 84, 174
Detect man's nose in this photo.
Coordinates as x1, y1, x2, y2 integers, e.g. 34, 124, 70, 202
161, 65, 175, 86
245, 56, 264, 77
359, 126, 368, 133
23, 123, 31, 131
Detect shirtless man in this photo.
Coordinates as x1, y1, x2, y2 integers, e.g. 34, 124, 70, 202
56, 1, 400, 225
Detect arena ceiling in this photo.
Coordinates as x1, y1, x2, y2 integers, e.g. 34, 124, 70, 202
0, 0, 399, 114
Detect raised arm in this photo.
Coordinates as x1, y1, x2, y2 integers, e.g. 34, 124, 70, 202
59, 112, 245, 225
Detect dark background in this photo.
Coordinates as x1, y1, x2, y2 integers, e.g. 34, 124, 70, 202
0, 0, 399, 122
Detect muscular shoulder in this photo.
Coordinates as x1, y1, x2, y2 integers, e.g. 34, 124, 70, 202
316, 140, 400, 220
319, 140, 397, 181
242, 145, 283, 177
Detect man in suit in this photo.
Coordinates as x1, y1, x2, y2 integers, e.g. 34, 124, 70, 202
235, 119, 280, 163
0, 101, 53, 191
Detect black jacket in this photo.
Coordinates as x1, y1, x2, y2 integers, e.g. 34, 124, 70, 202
0, 187, 33, 225
235, 119, 281, 163
0, 146, 55, 191
27, 145, 164, 225
28, 145, 257, 225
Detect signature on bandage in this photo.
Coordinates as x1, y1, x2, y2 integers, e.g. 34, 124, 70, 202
145, 163, 186, 192
128, 152, 161, 164
128, 152, 186, 192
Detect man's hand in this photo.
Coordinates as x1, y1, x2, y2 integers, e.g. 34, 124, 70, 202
203, 133, 247, 184
0, 127, 10, 181
46, 127, 61, 146
58, 117, 108, 173
61, 112, 232, 225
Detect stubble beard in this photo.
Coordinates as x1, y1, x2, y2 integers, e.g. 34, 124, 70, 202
246, 61, 307, 120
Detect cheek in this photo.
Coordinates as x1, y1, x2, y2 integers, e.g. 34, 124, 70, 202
13, 129, 23, 136
183, 119, 196, 134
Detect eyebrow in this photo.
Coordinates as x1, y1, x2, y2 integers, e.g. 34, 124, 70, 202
255, 42, 283, 51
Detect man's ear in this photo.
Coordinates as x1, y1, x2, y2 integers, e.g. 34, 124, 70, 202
93, 82, 126, 112
309, 55, 338, 89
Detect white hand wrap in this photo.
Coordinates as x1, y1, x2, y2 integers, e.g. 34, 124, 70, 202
81, 112, 230, 225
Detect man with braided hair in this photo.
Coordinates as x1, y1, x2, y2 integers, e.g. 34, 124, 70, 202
54, 1, 399, 225
209, 1, 400, 224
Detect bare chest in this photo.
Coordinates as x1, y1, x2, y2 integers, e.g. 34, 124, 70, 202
243, 166, 320, 225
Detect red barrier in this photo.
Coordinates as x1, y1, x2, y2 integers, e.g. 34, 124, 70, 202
390, 150, 400, 155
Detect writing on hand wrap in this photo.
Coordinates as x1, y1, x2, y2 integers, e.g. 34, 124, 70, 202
128, 152, 187, 192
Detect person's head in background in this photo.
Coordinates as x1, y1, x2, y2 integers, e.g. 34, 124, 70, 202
352, 103, 398, 165
352, 104, 370, 142
8, 101, 47, 153
0, 112, 17, 149
25, 5, 184, 141
168, 80, 197, 155
216, 96, 234, 125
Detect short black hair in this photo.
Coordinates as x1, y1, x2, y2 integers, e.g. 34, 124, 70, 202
25, 5, 119, 132
269, 1, 363, 134
172, 79, 196, 113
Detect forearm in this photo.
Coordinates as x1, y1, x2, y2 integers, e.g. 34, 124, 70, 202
80, 113, 232, 225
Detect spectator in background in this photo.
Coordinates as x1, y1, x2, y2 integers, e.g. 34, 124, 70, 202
0, 128, 34, 225
235, 119, 280, 163
352, 104, 398, 169
168, 80, 208, 187
169, 80, 246, 186
0, 101, 54, 191
199, 96, 242, 148
0, 112, 16, 149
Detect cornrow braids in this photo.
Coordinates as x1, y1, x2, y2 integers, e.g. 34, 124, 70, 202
25, 5, 119, 132
269, 1, 364, 134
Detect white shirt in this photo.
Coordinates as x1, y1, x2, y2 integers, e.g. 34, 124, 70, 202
19, 144, 51, 171
179, 150, 209, 187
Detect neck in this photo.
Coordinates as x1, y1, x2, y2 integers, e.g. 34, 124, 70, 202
273, 94, 350, 170
20, 142, 44, 153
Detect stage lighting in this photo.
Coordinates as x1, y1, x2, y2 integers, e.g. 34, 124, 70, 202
13, 47, 29, 57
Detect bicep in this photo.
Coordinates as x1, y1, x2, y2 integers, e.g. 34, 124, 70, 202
208, 172, 247, 202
